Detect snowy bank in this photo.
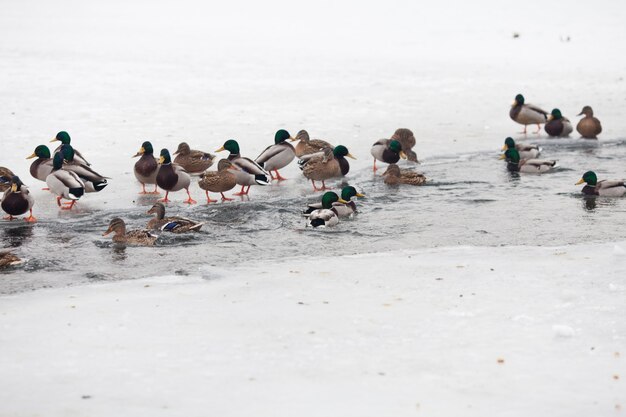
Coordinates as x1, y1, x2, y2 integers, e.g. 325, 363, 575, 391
1, 242, 625, 416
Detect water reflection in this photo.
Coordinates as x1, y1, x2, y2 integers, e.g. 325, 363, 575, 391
0, 224, 34, 248
583, 197, 597, 211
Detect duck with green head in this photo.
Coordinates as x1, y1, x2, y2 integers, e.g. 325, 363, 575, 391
298, 145, 356, 191
255, 129, 296, 181
307, 191, 349, 228
500, 148, 556, 173
545, 108, 573, 137
509, 94, 548, 134
576, 106, 602, 139
215, 139, 270, 196
501, 137, 541, 160
60, 144, 109, 193
303, 185, 364, 218
156, 149, 195, 204
576, 171, 626, 197
132, 141, 160, 194
370, 139, 407, 172
26, 145, 54, 185
1, 176, 36, 222
50, 131, 91, 166
46, 152, 85, 210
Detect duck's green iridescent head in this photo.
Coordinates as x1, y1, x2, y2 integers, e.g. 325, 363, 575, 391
503, 137, 515, 150
321, 191, 348, 209
60, 144, 75, 162
9, 176, 24, 192
52, 131, 71, 144
274, 129, 292, 144
550, 108, 563, 120
26, 145, 51, 160
216, 139, 240, 155
514, 94, 525, 105
576, 171, 597, 186
52, 152, 65, 169
389, 140, 402, 154
142, 141, 154, 154
341, 186, 365, 201
159, 149, 172, 164
333, 145, 356, 159
504, 148, 521, 163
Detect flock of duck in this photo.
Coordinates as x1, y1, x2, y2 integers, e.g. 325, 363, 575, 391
0, 93, 623, 262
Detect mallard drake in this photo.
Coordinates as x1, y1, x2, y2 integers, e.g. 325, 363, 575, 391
132, 141, 160, 194
303, 185, 364, 218
173, 142, 216, 175
255, 129, 296, 180
26, 145, 54, 185
291, 130, 334, 157
60, 144, 109, 193
500, 148, 556, 173
46, 152, 85, 210
0, 251, 22, 268
502, 137, 541, 159
382, 164, 427, 185
371, 139, 407, 172
156, 149, 196, 204
215, 139, 270, 196
1, 176, 36, 222
103, 217, 157, 245
545, 108, 573, 137
576, 106, 602, 139
576, 171, 625, 197
307, 192, 349, 228
198, 159, 240, 203
0, 167, 15, 193
50, 131, 90, 166
510, 94, 548, 134
146, 202, 205, 232
299, 145, 355, 191
390, 128, 418, 162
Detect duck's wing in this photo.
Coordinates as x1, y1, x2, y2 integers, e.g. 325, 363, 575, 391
47, 170, 85, 199
596, 179, 625, 190
302, 202, 323, 216
73, 149, 91, 166
526, 103, 549, 117
161, 217, 204, 232
255, 144, 283, 164
233, 156, 269, 176
308, 209, 339, 227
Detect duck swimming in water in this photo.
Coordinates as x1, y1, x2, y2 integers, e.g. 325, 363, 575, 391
576, 171, 625, 197
103, 218, 157, 246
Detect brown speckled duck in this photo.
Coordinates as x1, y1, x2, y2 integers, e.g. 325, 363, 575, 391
390, 128, 418, 162
576, 106, 602, 139
298, 145, 355, 191
198, 159, 240, 203
291, 130, 334, 158
103, 218, 157, 245
146, 202, 204, 232
0, 167, 15, 193
0, 251, 22, 268
382, 164, 427, 185
173, 142, 216, 175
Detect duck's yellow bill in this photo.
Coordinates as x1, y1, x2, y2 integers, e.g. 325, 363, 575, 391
399, 151, 407, 160
49, 138, 58, 143
289, 137, 297, 141
547, 115, 554, 121
501, 145, 507, 151
338, 198, 349, 204
26, 153, 36, 159
355, 192, 365, 197
215, 146, 226, 152
575, 178, 585, 185
158, 156, 165, 164
346, 153, 356, 160
11, 183, 17, 192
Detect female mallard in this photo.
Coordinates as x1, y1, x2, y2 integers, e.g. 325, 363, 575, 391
510, 94, 548, 134
576, 171, 625, 197
0, 251, 22, 268
576, 106, 602, 139
370, 139, 407, 172
303, 185, 364, 218
545, 108, 573, 137
382, 164, 427, 185
215, 139, 270, 196
255, 129, 296, 181
26, 145, 54, 184
173, 142, 216, 175
1, 176, 36, 222
291, 130, 334, 157
198, 159, 240, 203
50, 131, 90, 166
299, 145, 355, 191
146, 202, 204, 232
501, 137, 541, 160
156, 149, 196, 204
133, 141, 160, 194
390, 128, 418, 162
46, 152, 85, 210
60, 144, 109, 193
103, 217, 157, 245
307, 192, 349, 228
0, 167, 15, 193
500, 148, 556, 173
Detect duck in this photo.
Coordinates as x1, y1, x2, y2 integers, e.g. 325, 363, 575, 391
0, 251, 22, 268
545, 108, 573, 137
390, 128, 419, 162
198, 159, 240, 203
60, 144, 109, 193
298, 145, 355, 191
173, 142, 216, 175
103, 217, 157, 245
382, 164, 427, 185
509, 94, 548, 134
501, 137, 541, 160
371, 139, 407, 172
303, 185, 364, 218
215, 139, 270, 196
26, 145, 54, 184
1, 176, 36, 222
576, 171, 625, 197
156, 149, 196, 204
291, 130, 334, 157
576, 106, 602, 139
255, 129, 296, 181
146, 202, 204, 232
46, 152, 85, 210
132, 141, 160, 194
0, 167, 15, 193
50, 131, 90, 166
500, 148, 556, 173
307, 192, 349, 228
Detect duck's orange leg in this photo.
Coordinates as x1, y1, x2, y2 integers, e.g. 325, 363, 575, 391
158, 192, 171, 203
221, 192, 234, 201
274, 170, 287, 181
24, 209, 37, 223
205, 191, 217, 203
183, 189, 197, 205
